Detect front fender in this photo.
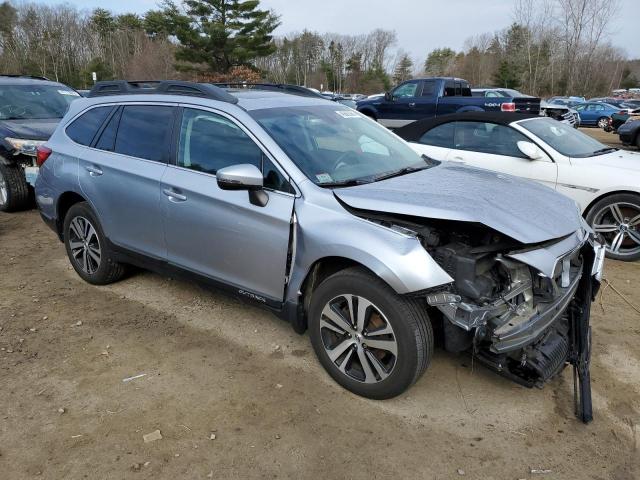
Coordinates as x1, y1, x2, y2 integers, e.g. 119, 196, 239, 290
286, 198, 453, 303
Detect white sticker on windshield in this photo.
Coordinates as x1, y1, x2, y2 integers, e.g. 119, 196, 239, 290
59, 90, 80, 96
315, 173, 333, 183
336, 110, 361, 118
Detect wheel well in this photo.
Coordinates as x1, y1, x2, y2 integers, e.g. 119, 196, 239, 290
583, 190, 640, 219
56, 191, 86, 239
294, 256, 375, 333
359, 109, 377, 120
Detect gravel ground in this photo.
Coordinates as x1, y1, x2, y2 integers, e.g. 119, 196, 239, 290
1, 127, 639, 479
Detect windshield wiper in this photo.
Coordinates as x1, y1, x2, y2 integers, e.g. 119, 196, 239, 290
591, 147, 617, 156
318, 178, 370, 188
371, 160, 438, 183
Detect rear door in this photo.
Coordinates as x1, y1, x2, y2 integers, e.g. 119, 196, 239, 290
161, 106, 295, 303
78, 103, 175, 259
445, 121, 558, 189
411, 79, 438, 120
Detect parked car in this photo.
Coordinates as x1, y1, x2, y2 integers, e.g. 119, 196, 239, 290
35, 81, 602, 420
604, 109, 640, 132
540, 100, 580, 128
572, 102, 621, 128
0, 75, 81, 212
618, 118, 640, 150
396, 112, 640, 261
356, 77, 540, 128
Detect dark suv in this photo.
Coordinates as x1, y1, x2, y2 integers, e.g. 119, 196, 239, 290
0, 75, 80, 212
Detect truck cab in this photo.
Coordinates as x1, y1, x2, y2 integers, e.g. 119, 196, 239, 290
357, 77, 540, 129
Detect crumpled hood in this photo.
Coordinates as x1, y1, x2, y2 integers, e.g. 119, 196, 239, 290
0, 118, 59, 140
335, 163, 582, 244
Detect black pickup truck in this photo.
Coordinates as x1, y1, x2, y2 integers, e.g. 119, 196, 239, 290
357, 77, 540, 128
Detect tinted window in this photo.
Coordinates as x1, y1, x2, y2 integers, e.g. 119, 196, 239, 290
114, 105, 174, 162
419, 122, 455, 148
178, 108, 262, 175
94, 107, 120, 151
393, 82, 418, 98
420, 80, 436, 97
444, 81, 456, 97
66, 106, 113, 146
453, 122, 529, 158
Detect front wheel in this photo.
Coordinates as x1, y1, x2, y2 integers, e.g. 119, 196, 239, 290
309, 267, 433, 399
586, 193, 640, 261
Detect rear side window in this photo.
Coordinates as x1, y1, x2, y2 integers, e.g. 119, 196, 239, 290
66, 106, 113, 146
94, 108, 121, 151
419, 122, 455, 148
114, 105, 175, 162
420, 80, 436, 97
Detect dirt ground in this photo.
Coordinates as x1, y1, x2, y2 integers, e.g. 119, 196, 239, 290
1, 129, 640, 479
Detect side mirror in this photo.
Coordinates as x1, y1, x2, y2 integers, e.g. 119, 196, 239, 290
216, 164, 263, 190
517, 141, 543, 160
384, 91, 393, 101
216, 163, 269, 207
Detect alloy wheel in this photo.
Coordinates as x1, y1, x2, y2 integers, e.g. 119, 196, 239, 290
597, 118, 609, 128
319, 294, 398, 384
0, 169, 6, 206
68, 216, 102, 274
592, 202, 640, 258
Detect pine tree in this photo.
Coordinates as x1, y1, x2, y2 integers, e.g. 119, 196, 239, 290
393, 54, 413, 84
163, 0, 280, 73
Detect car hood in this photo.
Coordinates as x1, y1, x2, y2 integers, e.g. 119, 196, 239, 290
334, 163, 582, 244
574, 149, 640, 172
0, 118, 60, 140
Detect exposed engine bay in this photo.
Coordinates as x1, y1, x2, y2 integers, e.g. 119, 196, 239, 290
351, 209, 603, 422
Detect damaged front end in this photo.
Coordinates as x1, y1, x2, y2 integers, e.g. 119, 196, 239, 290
357, 211, 604, 423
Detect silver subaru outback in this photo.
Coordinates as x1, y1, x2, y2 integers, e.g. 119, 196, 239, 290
35, 81, 604, 421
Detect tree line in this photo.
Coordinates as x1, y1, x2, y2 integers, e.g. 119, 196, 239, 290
0, 0, 635, 97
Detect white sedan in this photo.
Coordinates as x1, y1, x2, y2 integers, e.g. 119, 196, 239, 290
396, 112, 640, 261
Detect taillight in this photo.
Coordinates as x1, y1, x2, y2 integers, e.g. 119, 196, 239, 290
501, 102, 516, 112
36, 145, 52, 167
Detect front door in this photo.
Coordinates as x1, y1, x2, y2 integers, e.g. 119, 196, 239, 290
445, 121, 558, 188
377, 80, 421, 128
161, 107, 295, 303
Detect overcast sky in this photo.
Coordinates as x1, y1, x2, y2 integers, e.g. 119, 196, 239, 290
40, 0, 640, 61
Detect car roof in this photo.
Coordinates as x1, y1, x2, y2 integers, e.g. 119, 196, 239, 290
230, 89, 332, 110
0, 75, 69, 87
395, 112, 539, 141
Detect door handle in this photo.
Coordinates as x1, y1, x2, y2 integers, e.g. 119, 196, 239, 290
408, 102, 416, 107
85, 165, 103, 176
450, 156, 466, 164
162, 188, 187, 202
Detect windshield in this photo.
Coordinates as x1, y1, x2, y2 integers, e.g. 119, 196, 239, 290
0, 84, 80, 120
520, 118, 614, 158
250, 105, 428, 186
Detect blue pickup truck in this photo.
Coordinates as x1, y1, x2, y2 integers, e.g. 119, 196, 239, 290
357, 77, 540, 128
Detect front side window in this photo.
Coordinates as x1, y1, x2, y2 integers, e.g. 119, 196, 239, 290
0, 84, 79, 120
251, 105, 428, 186
419, 122, 455, 148
453, 122, 529, 158
114, 105, 174, 162
178, 108, 293, 192
393, 82, 418, 98
66, 106, 113, 146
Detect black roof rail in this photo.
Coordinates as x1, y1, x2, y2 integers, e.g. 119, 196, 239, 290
0, 74, 50, 81
87, 80, 239, 104
212, 82, 324, 99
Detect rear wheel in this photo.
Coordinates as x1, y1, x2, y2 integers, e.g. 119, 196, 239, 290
586, 193, 640, 261
309, 267, 433, 399
597, 117, 609, 129
0, 163, 30, 212
63, 202, 126, 284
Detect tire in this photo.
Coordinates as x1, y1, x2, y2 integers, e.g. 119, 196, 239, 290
635, 133, 640, 150
63, 202, 126, 284
586, 193, 640, 262
597, 117, 609, 129
308, 267, 433, 399
0, 162, 31, 212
